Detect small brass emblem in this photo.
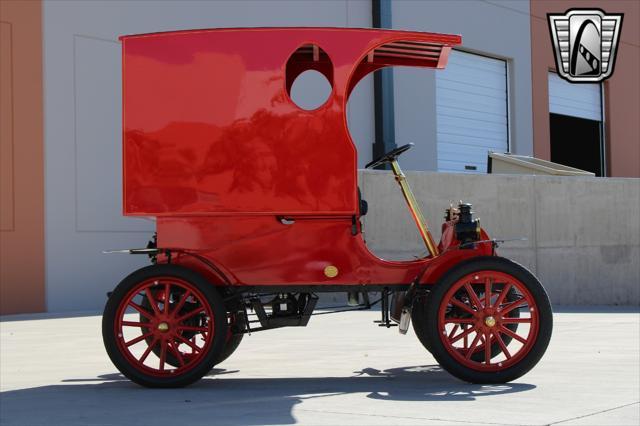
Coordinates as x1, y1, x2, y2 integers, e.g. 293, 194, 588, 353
484, 316, 496, 328
324, 265, 339, 278
157, 322, 169, 332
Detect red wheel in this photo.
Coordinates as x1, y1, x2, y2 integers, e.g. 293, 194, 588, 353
438, 270, 537, 371
418, 257, 552, 383
103, 265, 227, 387
139, 292, 246, 368
412, 285, 521, 362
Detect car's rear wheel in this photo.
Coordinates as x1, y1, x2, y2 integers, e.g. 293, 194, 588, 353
102, 264, 227, 387
140, 293, 245, 367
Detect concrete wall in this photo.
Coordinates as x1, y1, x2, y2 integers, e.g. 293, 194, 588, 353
359, 170, 640, 305
42, 0, 373, 312
391, 0, 534, 171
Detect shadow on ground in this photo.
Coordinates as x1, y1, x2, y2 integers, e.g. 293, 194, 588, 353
0, 365, 535, 425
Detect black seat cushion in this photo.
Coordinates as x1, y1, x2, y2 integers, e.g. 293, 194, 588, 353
358, 187, 368, 216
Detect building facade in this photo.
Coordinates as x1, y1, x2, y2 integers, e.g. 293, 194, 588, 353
530, 0, 639, 177
1, 0, 638, 314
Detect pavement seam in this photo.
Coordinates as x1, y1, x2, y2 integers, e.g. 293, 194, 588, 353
295, 408, 523, 426
547, 401, 640, 425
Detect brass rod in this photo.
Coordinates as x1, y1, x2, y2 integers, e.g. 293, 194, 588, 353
389, 160, 439, 257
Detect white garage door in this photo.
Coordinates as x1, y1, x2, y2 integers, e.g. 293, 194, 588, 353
436, 50, 508, 173
548, 72, 601, 121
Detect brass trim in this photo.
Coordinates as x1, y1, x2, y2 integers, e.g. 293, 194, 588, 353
390, 160, 439, 257
324, 265, 339, 278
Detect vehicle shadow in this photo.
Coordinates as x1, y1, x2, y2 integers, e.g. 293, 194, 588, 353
0, 365, 535, 425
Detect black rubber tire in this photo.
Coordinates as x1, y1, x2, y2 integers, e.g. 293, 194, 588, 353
417, 256, 552, 383
215, 312, 245, 365
412, 285, 520, 361
102, 264, 227, 388
217, 334, 243, 364
411, 293, 433, 352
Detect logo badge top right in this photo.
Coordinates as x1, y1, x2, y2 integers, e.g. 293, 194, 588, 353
548, 9, 623, 83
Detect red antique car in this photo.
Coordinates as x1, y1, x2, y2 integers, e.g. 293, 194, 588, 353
102, 27, 552, 388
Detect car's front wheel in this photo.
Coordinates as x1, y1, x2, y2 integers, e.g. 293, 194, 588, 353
414, 256, 553, 383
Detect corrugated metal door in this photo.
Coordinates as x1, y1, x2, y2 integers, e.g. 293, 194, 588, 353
548, 72, 601, 121
436, 50, 508, 173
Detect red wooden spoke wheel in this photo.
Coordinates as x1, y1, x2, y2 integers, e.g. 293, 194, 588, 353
413, 284, 520, 362
103, 265, 227, 388
417, 257, 552, 384
139, 288, 245, 368
117, 277, 213, 376
438, 270, 537, 371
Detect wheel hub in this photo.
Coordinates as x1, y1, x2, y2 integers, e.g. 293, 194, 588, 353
484, 315, 496, 327
157, 322, 170, 333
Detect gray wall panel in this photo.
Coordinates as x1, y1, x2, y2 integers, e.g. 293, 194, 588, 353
43, 0, 373, 311
348, 73, 375, 168
393, 67, 438, 171
74, 35, 154, 232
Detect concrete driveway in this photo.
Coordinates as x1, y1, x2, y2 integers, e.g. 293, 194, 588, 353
1, 307, 638, 426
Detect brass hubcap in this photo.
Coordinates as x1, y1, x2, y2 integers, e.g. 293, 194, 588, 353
484, 316, 496, 327
157, 322, 169, 332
